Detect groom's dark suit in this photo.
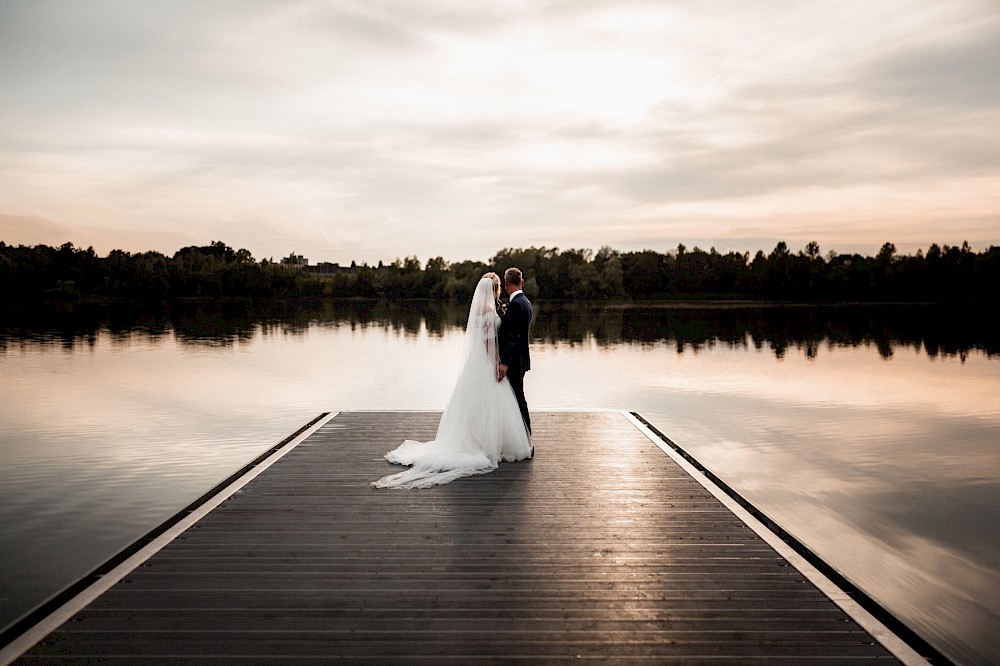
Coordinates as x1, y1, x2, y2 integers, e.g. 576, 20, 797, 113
499, 291, 532, 434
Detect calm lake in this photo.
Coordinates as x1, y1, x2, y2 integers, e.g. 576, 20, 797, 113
1, 300, 998, 664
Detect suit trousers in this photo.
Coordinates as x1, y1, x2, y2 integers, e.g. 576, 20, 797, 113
507, 371, 531, 435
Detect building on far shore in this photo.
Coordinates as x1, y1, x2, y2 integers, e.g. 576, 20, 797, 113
305, 262, 355, 277
278, 252, 355, 276
279, 253, 308, 270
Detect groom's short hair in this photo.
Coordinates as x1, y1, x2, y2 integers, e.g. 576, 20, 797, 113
504, 267, 523, 286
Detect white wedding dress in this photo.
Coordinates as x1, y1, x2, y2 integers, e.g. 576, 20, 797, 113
372, 277, 533, 489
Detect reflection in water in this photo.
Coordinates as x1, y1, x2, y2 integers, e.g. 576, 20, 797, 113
1, 300, 998, 663
3, 300, 996, 360
534, 302, 998, 361
1, 299, 467, 349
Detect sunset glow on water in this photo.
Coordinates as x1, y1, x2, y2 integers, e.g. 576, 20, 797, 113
2, 302, 998, 662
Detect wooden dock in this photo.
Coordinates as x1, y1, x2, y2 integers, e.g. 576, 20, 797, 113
6, 411, 926, 664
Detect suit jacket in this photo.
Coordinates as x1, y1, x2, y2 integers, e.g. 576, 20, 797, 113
499, 292, 532, 374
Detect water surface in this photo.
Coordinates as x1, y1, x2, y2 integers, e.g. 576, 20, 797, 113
1, 300, 998, 664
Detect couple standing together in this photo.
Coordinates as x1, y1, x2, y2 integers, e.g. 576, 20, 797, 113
373, 268, 533, 489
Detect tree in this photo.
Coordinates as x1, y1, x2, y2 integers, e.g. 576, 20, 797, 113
876, 242, 897, 263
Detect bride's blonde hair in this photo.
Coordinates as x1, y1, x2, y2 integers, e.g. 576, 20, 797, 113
482, 272, 501, 298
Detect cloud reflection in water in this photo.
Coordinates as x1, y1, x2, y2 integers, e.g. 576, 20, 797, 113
1, 300, 998, 662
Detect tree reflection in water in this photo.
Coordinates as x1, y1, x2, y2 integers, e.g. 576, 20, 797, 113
2, 300, 995, 361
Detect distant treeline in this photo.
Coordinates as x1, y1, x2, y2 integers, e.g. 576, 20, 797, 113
0, 241, 319, 303
1, 239, 998, 304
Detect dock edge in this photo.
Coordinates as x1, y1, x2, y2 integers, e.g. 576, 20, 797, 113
625, 410, 950, 666
0, 411, 338, 666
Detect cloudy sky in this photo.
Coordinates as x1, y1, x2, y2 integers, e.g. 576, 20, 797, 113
1, 0, 998, 265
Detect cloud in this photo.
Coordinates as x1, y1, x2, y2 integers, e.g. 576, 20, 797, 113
862, 17, 1000, 111
0, 214, 196, 254
1, 1, 999, 263
0, 214, 72, 243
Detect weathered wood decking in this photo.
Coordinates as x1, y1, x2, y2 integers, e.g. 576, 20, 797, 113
10, 411, 920, 664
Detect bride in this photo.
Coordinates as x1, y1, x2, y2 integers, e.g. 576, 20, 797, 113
372, 273, 533, 489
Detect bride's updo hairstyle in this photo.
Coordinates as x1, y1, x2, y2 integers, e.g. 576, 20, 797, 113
482, 272, 501, 299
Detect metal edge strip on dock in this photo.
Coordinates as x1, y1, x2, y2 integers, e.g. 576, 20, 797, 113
624, 410, 945, 666
0, 411, 337, 666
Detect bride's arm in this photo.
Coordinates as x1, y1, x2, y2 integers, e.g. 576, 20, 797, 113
485, 314, 504, 380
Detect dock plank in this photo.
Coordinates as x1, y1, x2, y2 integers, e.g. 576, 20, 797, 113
13, 411, 902, 664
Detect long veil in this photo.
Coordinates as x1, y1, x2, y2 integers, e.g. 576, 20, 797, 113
372, 277, 519, 489
457, 276, 501, 380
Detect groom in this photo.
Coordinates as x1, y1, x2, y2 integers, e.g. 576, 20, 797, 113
497, 267, 532, 436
